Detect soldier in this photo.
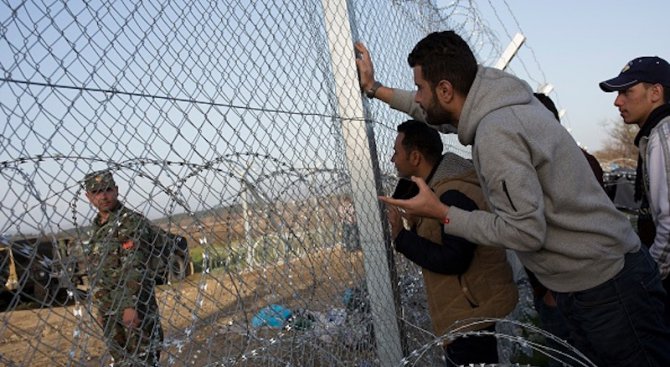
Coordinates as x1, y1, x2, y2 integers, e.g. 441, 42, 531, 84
83, 170, 163, 367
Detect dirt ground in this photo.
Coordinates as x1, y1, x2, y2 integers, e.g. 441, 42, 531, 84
0, 247, 369, 367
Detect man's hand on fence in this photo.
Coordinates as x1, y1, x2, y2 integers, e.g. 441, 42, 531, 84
122, 308, 141, 329
384, 204, 404, 240
354, 42, 375, 92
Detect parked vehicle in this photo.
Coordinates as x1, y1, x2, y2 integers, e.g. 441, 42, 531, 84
603, 168, 639, 212
152, 232, 194, 285
0, 228, 193, 308
0, 235, 86, 306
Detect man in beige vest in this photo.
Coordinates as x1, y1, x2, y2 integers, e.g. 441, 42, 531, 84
386, 120, 517, 366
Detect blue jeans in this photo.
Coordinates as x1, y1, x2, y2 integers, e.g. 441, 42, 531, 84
555, 248, 670, 367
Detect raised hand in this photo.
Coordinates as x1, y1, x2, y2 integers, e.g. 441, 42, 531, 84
379, 176, 448, 221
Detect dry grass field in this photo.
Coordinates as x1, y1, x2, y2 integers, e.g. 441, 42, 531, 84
0, 247, 368, 366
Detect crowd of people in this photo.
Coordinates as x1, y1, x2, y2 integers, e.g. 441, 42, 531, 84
80, 29, 670, 366
357, 31, 670, 366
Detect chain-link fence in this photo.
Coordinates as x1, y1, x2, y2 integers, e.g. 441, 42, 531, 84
0, 1, 584, 366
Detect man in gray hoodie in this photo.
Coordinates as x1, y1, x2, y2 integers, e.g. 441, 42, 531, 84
360, 31, 670, 366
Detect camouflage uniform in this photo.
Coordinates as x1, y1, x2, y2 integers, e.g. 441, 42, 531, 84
83, 171, 164, 367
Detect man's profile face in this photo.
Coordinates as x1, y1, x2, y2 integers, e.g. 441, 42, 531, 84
391, 133, 414, 178
614, 83, 660, 127
86, 186, 119, 213
413, 66, 456, 126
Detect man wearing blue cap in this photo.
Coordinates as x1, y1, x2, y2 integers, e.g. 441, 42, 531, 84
600, 56, 670, 320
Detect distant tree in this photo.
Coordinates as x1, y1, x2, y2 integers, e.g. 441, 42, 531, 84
593, 119, 638, 170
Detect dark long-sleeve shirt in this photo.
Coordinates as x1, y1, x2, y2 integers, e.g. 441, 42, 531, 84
394, 189, 478, 275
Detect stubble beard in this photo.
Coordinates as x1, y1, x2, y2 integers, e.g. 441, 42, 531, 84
424, 97, 456, 128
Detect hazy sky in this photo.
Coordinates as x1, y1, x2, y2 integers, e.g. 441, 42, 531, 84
468, 0, 670, 152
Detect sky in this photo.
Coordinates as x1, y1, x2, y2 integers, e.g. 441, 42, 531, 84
467, 0, 670, 152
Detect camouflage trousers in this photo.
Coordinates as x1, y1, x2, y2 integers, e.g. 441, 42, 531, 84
99, 307, 164, 367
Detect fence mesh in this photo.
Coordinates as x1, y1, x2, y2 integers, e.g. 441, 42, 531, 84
0, 1, 578, 366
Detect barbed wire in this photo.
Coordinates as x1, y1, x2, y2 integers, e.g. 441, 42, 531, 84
0, 0, 584, 366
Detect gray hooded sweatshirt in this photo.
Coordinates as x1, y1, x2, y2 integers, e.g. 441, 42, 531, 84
390, 66, 640, 292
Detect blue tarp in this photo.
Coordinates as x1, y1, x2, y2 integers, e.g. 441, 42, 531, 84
251, 304, 292, 328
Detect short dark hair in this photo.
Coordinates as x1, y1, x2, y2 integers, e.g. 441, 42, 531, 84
397, 120, 443, 165
533, 93, 560, 121
407, 31, 478, 97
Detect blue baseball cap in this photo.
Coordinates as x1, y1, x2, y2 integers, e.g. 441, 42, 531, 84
599, 56, 670, 92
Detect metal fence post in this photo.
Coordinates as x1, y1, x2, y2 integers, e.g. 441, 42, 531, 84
321, 0, 404, 365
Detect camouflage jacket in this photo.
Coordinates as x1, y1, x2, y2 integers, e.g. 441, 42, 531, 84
85, 203, 165, 313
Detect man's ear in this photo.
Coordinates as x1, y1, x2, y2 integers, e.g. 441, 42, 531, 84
435, 80, 454, 104
651, 84, 665, 103
409, 149, 422, 166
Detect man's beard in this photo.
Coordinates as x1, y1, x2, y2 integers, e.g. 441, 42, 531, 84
424, 96, 456, 128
